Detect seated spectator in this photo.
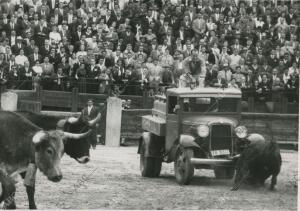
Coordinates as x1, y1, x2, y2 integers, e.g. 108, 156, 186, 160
53, 66, 67, 91
211, 72, 227, 88
257, 74, 272, 102
15, 49, 29, 67
98, 68, 110, 94
205, 64, 218, 87
49, 26, 62, 45
288, 62, 299, 76
218, 63, 232, 84
179, 69, 196, 88
161, 66, 175, 87
229, 48, 241, 70
148, 59, 163, 95
232, 66, 244, 85
228, 78, 239, 89
41, 56, 55, 90
173, 53, 185, 85
285, 74, 299, 103
6, 65, 19, 89
282, 68, 291, 85
18, 61, 33, 90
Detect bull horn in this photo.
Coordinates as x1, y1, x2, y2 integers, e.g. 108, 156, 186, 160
67, 117, 79, 124
32, 131, 47, 144
88, 113, 101, 127
63, 130, 92, 140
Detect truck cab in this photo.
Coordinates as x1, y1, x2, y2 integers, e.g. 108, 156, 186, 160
138, 87, 248, 184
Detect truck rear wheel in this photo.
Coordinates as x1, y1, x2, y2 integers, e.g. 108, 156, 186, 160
140, 154, 162, 177
214, 166, 235, 179
174, 147, 194, 185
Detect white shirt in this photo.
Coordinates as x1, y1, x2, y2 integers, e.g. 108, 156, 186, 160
87, 106, 93, 115
49, 32, 61, 44
15, 55, 28, 66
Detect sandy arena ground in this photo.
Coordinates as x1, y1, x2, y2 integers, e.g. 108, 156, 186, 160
13, 146, 298, 210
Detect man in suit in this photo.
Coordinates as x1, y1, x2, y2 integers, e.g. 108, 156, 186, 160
192, 13, 206, 40
47, 0, 59, 13
80, 99, 101, 149
29, 46, 42, 66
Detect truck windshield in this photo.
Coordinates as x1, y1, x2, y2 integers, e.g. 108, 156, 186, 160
182, 97, 239, 113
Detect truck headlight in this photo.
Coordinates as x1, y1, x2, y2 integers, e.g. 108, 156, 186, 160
235, 126, 248, 139
197, 125, 209, 138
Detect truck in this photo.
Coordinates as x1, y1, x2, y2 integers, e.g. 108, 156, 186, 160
138, 87, 249, 185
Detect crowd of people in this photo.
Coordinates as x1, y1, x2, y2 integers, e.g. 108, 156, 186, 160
0, 0, 299, 103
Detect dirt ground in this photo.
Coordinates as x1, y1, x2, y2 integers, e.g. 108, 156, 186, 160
13, 146, 298, 210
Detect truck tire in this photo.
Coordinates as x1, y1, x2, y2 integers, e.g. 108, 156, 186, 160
174, 147, 194, 185
140, 154, 162, 177
214, 167, 235, 179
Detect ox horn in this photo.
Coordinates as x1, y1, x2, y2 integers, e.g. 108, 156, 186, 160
88, 113, 101, 127
63, 130, 92, 140
32, 131, 47, 144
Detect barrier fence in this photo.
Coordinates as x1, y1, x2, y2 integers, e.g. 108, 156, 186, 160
0, 81, 298, 114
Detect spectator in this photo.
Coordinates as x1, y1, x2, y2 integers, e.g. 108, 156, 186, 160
218, 63, 232, 84
0, 0, 297, 107
286, 74, 299, 103
211, 72, 227, 88
15, 49, 29, 67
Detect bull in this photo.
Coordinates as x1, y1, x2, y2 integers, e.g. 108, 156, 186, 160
0, 111, 91, 209
11, 110, 101, 209
231, 133, 282, 191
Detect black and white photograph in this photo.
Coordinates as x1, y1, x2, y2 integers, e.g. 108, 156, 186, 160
0, 0, 298, 210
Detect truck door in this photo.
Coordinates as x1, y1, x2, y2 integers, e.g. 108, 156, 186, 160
165, 96, 179, 152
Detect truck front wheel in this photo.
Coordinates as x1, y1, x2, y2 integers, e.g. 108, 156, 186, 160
174, 147, 194, 185
140, 154, 162, 177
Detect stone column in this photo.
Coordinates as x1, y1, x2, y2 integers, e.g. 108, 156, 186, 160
105, 97, 122, 147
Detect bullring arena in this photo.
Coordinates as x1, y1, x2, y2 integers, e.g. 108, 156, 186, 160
13, 147, 298, 210
0, 0, 300, 209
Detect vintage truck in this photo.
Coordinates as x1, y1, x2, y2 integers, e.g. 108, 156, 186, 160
138, 87, 249, 185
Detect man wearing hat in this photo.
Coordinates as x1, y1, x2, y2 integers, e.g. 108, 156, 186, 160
81, 99, 101, 149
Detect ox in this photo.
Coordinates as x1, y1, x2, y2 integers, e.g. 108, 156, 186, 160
12, 110, 101, 209
231, 134, 282, 191
0, 111, 91, 209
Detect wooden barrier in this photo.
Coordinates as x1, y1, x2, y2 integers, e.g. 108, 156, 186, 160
5, 85, 297, 114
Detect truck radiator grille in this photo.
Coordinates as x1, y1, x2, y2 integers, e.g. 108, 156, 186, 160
210, 124, 232, 154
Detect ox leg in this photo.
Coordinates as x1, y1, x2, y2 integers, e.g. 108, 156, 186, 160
23, 164, 37, 209
231, 164, 249, 191
25, 186, 36, 209
270, 174, 277, 191
0, 170, 16, 209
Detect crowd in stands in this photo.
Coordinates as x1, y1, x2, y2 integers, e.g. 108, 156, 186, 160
0, 0, 299, 103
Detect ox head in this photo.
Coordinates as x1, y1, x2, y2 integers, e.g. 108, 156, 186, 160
32, 129, 91, 182
56, 113, 101, 164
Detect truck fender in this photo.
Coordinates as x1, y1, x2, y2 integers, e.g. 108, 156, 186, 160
179, 135, 200, 149
138, 132, 164, 158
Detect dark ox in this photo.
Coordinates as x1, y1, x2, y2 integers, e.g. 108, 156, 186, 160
232, 134, 282, 191
10, 110, 101, 209
0, 111, 91, 209
18, 111, 101, 164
